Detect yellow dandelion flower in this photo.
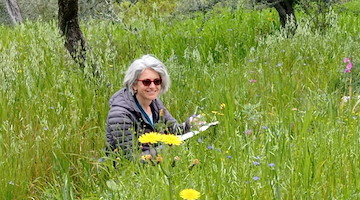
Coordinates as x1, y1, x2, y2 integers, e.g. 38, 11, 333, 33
138, 132, 162, 144
161, 134, 182, 145
211, 111, 224, 116
220, 103, 226, 109
180, 188, 200, 200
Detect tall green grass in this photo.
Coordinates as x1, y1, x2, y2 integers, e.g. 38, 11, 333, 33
0, 5, 359, 200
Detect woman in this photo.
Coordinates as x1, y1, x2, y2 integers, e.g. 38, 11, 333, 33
106, 54, 192, 159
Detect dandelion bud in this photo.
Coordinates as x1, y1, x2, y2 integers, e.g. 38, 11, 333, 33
188, 159, 200, 170
157, 155, 163, 164
141, 154, 152, 161
160, 109, 165, 118
171, 156, 180, 167
145, 154, 153, 160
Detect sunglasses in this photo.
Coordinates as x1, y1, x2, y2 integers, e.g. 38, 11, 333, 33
137, 78, 162, 86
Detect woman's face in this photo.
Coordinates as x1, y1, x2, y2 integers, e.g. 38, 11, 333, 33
133, 68, 162, 103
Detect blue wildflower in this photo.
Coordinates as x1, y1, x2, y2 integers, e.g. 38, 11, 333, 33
268, 163, 275, 167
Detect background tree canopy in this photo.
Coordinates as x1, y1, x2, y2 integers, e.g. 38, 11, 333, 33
0, 0, 354, 25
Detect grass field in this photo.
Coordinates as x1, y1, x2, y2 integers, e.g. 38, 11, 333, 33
0, 2, 360, 199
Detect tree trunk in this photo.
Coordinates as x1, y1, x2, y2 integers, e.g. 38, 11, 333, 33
273, 0, 297, 33
5, 0, 23, 24
58, 0, 87, 68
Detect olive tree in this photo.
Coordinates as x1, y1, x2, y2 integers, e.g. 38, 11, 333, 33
0, 0, 23, 24
250, 0, 297, 30
58, 0, 88, 69
249, 0, 344, 33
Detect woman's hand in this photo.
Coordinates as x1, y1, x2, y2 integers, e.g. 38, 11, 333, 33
189, 114, 207, 130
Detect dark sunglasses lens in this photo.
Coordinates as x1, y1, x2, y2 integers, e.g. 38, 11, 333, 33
142, 80, 152, 86
154, 79, 162, 85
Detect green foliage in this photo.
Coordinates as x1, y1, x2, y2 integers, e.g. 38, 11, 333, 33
1, 2, 360, 199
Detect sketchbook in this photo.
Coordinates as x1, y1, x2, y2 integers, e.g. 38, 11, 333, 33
179, 121, 219, 141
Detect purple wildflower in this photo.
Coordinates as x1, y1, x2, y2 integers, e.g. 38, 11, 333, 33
253, 176, 260, 181
245, 129, 252, 136
345, 62, 353, 73
268, 163, 275, 167
253, 161, 260, 166
344, 57, 353, 73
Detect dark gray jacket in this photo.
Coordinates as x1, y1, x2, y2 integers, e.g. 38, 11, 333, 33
106, 88, 190, 156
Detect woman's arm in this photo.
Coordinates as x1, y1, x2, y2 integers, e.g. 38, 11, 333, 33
106, 107, 137, 155
164, 108, 191, 135
153, 99, 191, 134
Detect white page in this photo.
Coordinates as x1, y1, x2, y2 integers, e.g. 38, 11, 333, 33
179, 121, 219, 141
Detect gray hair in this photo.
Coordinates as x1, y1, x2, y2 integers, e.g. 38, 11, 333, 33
123, 54, 170, 95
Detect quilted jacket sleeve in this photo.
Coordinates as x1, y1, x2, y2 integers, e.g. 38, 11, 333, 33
106, 105, 137, 154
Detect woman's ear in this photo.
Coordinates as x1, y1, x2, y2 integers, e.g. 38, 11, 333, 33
133, 85, 138, 94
